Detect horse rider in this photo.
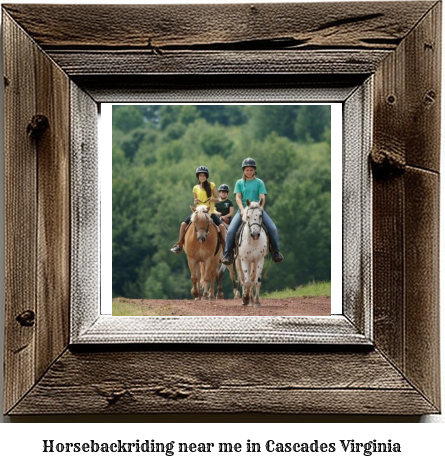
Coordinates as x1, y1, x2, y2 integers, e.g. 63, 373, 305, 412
170, 165, 226, 253
214, 184, 234, 225
221, 158, 284, 265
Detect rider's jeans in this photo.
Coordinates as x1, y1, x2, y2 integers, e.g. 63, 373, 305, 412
223, 210, 280, 254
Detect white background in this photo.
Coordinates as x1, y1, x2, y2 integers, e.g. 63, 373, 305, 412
1, 0, 444, 461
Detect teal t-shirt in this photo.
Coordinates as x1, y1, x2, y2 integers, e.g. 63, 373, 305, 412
233, 177, 267, 208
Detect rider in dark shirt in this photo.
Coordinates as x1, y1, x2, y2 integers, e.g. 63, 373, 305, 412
214, 184, 234, 225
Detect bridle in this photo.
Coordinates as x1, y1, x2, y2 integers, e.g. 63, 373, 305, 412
193, 211, 211, 238
246, 206, 263, 231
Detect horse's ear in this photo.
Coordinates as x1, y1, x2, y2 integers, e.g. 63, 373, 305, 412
190, 206, 196, 212
246, 199, 251, 206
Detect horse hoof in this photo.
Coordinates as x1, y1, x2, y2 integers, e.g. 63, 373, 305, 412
242, 297, 250, 305
201, 296, 208, 301
253, 302, 261, 308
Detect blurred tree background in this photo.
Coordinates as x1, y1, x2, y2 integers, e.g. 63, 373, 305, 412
112, 105, 331, 299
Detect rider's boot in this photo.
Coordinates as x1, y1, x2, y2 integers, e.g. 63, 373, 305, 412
170, 223, 187, 253
270, 245, 284, 263
221, 246, 234, 265
170, 243, 182, 253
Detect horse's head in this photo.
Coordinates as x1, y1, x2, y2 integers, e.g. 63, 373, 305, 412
244, 199, 264, 241
190, 205, 211, 244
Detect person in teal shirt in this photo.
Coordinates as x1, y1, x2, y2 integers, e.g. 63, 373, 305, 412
221, 158, 283, 264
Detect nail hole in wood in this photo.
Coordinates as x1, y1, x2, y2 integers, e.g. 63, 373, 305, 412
27, 114, 49, 141
16, 310, 35, 327
425, 90, 436, 105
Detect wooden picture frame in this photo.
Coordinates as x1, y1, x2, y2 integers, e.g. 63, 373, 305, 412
2, 2, 441, 415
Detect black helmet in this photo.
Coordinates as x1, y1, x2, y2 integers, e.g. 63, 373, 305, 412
242, 158, 257, 169
196, 166, 209, 178
218, 184, 229, 192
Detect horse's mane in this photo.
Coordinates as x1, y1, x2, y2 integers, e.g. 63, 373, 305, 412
192, 205, 210, 221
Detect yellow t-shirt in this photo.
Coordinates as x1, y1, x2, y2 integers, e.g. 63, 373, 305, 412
193, 182, 215, 213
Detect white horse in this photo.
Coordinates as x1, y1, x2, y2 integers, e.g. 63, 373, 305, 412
235, 199, 268, 307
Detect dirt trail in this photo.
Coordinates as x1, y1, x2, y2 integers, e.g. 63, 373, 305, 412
115, 296, 331, 317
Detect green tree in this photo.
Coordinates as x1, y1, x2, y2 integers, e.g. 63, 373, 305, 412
112, 104, 332, 299
112, 106, 144, 133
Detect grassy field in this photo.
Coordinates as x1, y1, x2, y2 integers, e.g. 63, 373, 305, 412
111, 298, 171, 316
112, 281, 331, 315
262, 281, 331, 299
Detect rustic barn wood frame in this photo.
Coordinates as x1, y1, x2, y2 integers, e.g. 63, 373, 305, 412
2, 2, 441, 415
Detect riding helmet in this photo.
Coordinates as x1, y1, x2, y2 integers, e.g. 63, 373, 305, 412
196, 166, 209, 178
218, 184, 229, 192
242, 158, 257, 169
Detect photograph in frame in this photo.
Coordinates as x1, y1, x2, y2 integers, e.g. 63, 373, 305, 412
106, 103, 336, 318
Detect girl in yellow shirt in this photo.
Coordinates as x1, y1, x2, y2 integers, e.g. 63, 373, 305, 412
170, 166, 226, 253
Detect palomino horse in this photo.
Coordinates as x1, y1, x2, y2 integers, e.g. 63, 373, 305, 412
183, 205, 221, 300
216, 223, 240, 300
235, 199, 268, 307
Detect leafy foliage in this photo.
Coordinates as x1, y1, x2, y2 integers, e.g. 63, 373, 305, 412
112, 105, 332, 299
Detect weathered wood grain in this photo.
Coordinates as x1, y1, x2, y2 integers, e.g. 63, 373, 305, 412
47, 50, 391, 77
372, 175, 405, 368
70, 83, 100, 339
404, 2, 441, 172
371, 2, 441, 412
8, 349, 438, 415
372, 36, 406, 368
35, 39, 71, 382
342, 81, 372, 336
3, 12, 37, 414
76, 75, 364, 103
2, 2, 435, 50
404, 167, 440, 408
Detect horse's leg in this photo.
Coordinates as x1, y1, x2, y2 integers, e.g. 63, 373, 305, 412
188, 258, 201, 300
209, 274, 216, 300
227, 264, 240, 299
235, 257, 247, 305
200, 261, 210, 300
209, 257, 221, 301
252, 256, 265, 308
239, 258, 252, 306
248, 262, 255, 306
216, 264, 225, 300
